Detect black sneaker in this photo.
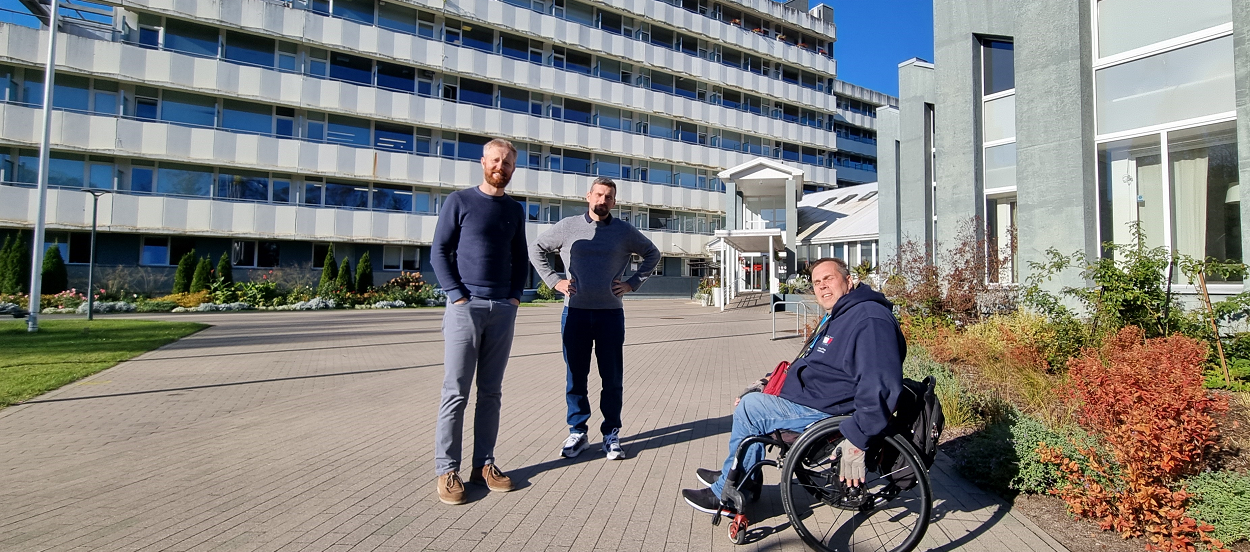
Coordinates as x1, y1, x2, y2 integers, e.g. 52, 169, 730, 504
696, 468, 721, 487
682, 487, 725, 514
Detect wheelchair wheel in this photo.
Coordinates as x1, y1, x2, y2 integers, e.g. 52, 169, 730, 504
779, 418, 931, 552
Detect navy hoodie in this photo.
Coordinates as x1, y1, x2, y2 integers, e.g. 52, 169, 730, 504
778, 284, 906, 450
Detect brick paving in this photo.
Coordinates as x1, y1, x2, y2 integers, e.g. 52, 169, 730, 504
0, 301, 1067, 552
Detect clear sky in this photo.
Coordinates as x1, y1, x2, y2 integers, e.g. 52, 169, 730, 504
820, 0, 934, 98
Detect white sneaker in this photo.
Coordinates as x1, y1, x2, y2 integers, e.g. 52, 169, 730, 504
603, 429, 625, 460
561, 432, 589, 458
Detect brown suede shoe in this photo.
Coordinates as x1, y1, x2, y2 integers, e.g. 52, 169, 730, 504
437, 471, 466, 505
469, 464, 514, 492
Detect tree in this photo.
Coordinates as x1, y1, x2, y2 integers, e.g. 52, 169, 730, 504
41, 243, 68, 295
335, 258, 353, 291
317, 247, 337, 296
216, 252, 234, 286
0, 235, 13, 294
356, 251, 373, 293
8, 233, 29, 294
191, 257, 211, 292
172, 249, 197, 294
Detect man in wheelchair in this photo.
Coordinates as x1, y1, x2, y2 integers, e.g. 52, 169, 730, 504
681, 257, 906, 514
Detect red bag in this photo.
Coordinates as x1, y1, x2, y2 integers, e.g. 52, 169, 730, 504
762, 361, 789, 396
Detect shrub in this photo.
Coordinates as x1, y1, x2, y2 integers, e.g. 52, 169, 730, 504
335, 258, 353, 291
379, 272, 434, 305
0, 233, 31, 294
190, 257, 211, 292
318, 248, 337, 296
1039, 327, 1229, 552
172, 249, 197, 294
40, 290, 85, 310
208, 276, 237, 304
1184, 471, 1250, 546
284, 285, 315, 305
136, 300, 178, 313
880, 220, 1010, 325
356, 251, 373, 293
41, 243, 68, 294
536, 281, 556, 301
236, 277, 281, 307
903, 349, 987, 429
153, 291, 210, 308
215, 252, 233, 286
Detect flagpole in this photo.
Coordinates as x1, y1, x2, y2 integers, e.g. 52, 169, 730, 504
26, 0, 60, 332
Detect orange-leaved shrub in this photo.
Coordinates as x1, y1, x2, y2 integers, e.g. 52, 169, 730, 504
1039, 327, 1229, 552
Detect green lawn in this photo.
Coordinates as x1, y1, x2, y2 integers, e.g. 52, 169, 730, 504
0, 319, 207, 407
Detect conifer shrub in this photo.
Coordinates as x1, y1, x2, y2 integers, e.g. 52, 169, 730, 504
216, 252, 233, 286
317, 248, 337, 296
172, 249, 197, 293
356, 251, 373, 293
1, 233, 30, 294
335, 258, 353, 291
190, 257, 211, 292
41, 243, 68, 294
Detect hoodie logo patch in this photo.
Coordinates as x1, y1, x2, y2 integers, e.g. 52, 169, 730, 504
822, 336, 833, 345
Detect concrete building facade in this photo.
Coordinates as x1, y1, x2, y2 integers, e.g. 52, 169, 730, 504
880, 0, 1248, 296
0, 0, 894, 297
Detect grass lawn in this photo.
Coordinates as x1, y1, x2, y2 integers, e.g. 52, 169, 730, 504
0, 319, 206, 408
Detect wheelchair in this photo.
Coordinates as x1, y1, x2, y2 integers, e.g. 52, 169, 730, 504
710, 415, 932, 552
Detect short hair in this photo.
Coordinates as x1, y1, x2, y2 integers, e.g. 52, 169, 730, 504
808, 257, 850, 278
483, 138, 517, 158
590, 176, 617, 193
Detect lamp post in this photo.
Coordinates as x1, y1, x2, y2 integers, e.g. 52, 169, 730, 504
26, 0, 62, 332
83, 188, 110, 321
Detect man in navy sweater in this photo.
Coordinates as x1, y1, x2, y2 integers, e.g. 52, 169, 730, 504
681, 257, 906, 512
431, 138, 528, 505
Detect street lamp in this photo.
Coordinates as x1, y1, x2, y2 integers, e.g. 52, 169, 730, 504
83, 188, 110, 321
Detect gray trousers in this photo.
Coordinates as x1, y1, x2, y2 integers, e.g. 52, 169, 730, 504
435, 297, 518, 475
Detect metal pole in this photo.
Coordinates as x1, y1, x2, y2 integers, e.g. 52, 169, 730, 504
85, 190, 105, 321
26, 0, 61, 332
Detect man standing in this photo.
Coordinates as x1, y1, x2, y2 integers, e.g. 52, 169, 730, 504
431, 138, 528, 505
529, 177, 660, 460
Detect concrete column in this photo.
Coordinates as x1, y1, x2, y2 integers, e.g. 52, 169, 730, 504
1235, 0, 1250, 272
785, 175, 799, 275
897, 61, 937, 259
876, 106, 901, 261
724, 179, 738, 230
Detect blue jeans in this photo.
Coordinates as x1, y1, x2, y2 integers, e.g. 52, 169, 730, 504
709, 392, 830, 497
435, 298, 518, 475
561, 307, 625, 435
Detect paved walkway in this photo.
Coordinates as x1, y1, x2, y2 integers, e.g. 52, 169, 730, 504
0, 301, 1067, 552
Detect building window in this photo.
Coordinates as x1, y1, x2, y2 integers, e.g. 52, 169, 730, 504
382, 245, 419, 270
986, 196, 1017, 284
233, 240, 279, 268
312, 243, 331, 268
1097, 121, 1240, 281
1094, 36, 1234, 136
1095, 0, 1231, 58
982, 40, 1014, 95
140, 236, 194, 266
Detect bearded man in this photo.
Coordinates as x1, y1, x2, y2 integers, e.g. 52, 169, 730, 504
528, 177, 660, 461
431, 138, 528, 505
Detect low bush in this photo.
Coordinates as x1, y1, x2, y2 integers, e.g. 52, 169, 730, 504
536, 281, 556, 301
378, 272, 435, 305
1184, 471, 1250, 546
136, 300, 177, 313
284, 285, 315, 305
1040, 327, 1229, 552
153, 291, 210, 308
903, 350, 990, 429
40, 290, 85, 311
235, 277, 281, 307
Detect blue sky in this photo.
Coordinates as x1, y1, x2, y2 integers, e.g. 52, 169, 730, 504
820, 0, 933, 98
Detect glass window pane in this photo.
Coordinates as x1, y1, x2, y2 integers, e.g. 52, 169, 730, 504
161, 91, 217, 127
324, 181, 369, 208
272, 179, 290, 203
329, 52, 373, 85
233, 240, 257, 267
333, 0, 374, 24
221, 99, 272, 134
458, 78, 493, 107
52, 74, 89, 111
130, 167, 154, 193
1097, 0, 1231, 58
1095, 36, 1235, 135
373, 185, 413, 211
456, 134, 489, 161
498, 86, 529, 113
414, 191, 431, 213
257, 241, 279, 268
48, 153, 84, 187
164, 19, 219, 57
93, 90, 118, 115
216, 170, 269, 201
157, 163, 213, 197
564, 150, 591, 175
461, 24, 494, 52
141, 237, 169, 266
326, 115, 371, 146
223, 31, 275, 67
377, 61, 415, 93
984, 142, 1017, 189
374, 122, 413, 152
1098, 134, 1164, 250
1169, 121, 1240, 280
304, 182, 322, 205
379, 2, 417, 34
89, 163, 114, 189
982, 94, 1015, 143
982, 40, 1014, 95
383, 246, 402, 269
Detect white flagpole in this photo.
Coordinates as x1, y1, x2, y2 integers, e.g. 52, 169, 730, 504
27, 0, 61, 332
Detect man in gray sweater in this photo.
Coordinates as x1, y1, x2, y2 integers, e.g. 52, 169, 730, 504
529, 177, 661, 460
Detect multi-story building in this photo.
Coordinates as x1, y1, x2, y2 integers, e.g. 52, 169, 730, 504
0, 0, 892, 296
879, 0, 1249, 297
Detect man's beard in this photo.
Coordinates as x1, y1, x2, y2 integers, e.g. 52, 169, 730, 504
592, 204, 611, 217
484, 169, 511, 189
